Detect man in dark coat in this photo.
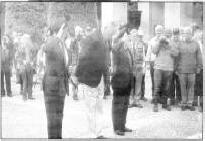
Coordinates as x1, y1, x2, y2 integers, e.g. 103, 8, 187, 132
111, 25, 133, 136
1, 35, 13, 97
75, 28, 107, 138
42, 20, 69, 139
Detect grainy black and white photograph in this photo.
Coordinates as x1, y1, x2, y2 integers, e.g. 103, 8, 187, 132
0, 1, 204, 140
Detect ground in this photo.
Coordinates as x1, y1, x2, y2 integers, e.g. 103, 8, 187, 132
2, 70, 202, 139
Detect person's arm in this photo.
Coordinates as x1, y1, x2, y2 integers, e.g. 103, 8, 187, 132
196, 42, 203, 73
170, 42, 179, 57
145, 41, 152, 62
152, 40, 160, 55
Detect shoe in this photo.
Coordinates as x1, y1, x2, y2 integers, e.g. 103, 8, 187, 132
133, 103, 143, 108
162, 104, 171, 111
153, 104, 158, 112
73, 95, 79, 101
28, 97, 35, 100
20, 91, 23, 95
189, 106, 195, 111
128, 104, 135, 108
181, 105, 186, 111
23, 96, 27, 101
7, 95, 13, 97
114, 130, 125, 136
96, 135, 107, 139
123, 127, 132, 132
140, 97, 148, 102
198, 106, 202, 112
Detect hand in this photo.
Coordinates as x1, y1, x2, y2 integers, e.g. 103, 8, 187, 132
175, 71, 179, 76
196, 68, 201, 74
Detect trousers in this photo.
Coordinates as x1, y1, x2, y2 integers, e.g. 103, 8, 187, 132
153, 69, 173, 105
178, 73, 196, 106
43, 74, 67, 139
22, 64, 34, 99
130, 67, 143, 104
82, 76, 105, 138
112, 83, 131, 131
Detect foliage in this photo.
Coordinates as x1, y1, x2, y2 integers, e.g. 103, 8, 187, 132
5, 2, 97, 45
5, 2, 47, 45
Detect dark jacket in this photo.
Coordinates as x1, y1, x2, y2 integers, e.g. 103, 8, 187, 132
43, 36, 69, 96
1, 48, 13, 72
1, 41, 14, 72
111, 36, 133, 91
75, 30, 107, 88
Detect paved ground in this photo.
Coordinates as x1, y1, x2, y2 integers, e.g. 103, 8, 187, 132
2, 71, 203, 139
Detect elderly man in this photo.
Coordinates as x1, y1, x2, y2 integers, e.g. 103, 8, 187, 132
177, 27, 202, 111
146, 25, 164, 103
152, 30, 179, 112
111, 25, 133, 136
169, 28, 181, 105
129, 29, 146, 108
193, 29, 203, 112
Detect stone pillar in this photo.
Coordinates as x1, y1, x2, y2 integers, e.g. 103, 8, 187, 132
138, 2, 150, 42
180, 3, 193, 27
101, 2, 127, 28
149, 2, 165, 38
165, 3, 180, 28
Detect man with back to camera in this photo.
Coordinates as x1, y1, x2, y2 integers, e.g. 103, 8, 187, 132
42, 18, 69, 139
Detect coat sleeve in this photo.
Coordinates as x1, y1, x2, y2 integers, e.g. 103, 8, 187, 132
196, 42, 203, 69
145, 41, 152, 62
170, 42, 179, 57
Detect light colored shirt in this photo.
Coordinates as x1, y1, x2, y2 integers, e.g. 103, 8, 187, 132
145, 36, 160, 62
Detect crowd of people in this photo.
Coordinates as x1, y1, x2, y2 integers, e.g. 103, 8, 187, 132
1, 18, 203, 138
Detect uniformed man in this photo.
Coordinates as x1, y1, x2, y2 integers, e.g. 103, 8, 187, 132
1, 35, 13, 97
42, 19, 69, 139
111, 25, 133, 136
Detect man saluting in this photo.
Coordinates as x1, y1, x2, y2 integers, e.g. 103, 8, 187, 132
42, 18, 69, 139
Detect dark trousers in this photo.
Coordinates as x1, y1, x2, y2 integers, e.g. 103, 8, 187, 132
22, 65, 34, 99
1, 69, 12, 96
153, 69, 173, 105
44, 93, 65, 139
179, 73, 196, 106
150, 62, 155, 97
104, 67, 111, 97
141, 74, 145, 98
194, 69, 203, 106
169, 72, 181, 104
112, 84, 131, 131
